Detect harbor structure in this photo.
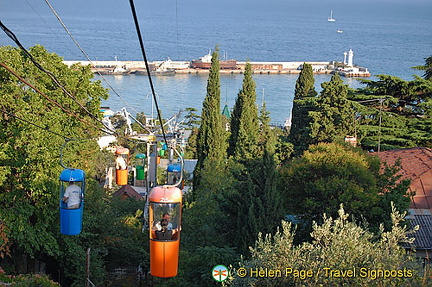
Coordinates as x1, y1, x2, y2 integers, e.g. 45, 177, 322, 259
63, 50, 370, 77
334, 49, 371, 77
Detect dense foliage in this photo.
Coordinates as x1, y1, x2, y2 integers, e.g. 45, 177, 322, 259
231, 205, 428, 286
0, 45, 105, 272
288, 63, 317, 155
0, 46, 148, 286
1, 45, 429, 286
192, 46, 226, 194
228, 62, 260, 160
351, 73, 432, 150
279, 142, 411, 240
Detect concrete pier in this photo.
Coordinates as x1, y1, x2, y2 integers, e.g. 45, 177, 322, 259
63, 60, 370, 77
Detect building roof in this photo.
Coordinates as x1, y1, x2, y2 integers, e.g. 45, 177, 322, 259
222, 103, 231, 119
113, 185, 143, 200
408, 215, 432, 250
376, 147, 432, 211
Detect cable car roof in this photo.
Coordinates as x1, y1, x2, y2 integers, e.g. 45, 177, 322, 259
60, 168, 85, 182
167, 164, 181, 173
135, 153, 146, 159
115, 147, 130, 155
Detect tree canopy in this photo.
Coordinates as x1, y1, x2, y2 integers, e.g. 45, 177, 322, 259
232, 205, 426, 286
352, 74, 432, 150
278, 142, 411, 239
228, 62, 260, 160
288, 63, 317, 155
193, 46, 226, 194
0, 45, 107, 261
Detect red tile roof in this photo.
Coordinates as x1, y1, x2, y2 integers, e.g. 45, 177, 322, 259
113, 185, 143, 200
376, 147, 432, 210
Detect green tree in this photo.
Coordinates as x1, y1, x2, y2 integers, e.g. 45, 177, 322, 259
294, 63, 317, 98
309, 73, 355, 143
183, 107, 201, 128
228, 62, 260, 160
412, 55, 432, 80
183, 127, 198, 159
232, 205, 427, 286
278, 142, 411, 241
223, 62, 284, 254
258, 102, 277, 155
352, 73, 432, 150
288, 63, 318, 155
193, 47, 226, 195
0, 45, 114, 285
358, 74, 432, 116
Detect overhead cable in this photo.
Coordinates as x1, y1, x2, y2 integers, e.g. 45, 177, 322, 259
0, 107, 70, 140
0, 20, 114, 134
128, 0, 168, 145
42, 0, 142, 116
0, 61, 111, 134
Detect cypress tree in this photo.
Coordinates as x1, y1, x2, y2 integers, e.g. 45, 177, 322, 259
225, 63, 283, 254
228, 62, 260, 160
289, 63, 317, 155
193, 47, 226, 191
258, 102, 277, 155
294, 63, 317, 98
309, 73, 355, 143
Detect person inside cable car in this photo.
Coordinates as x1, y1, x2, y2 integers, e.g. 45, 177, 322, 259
155, 219, 176, 240
115, 154, 127, 170
153, 213, 173, 231
62, 181, 81, 209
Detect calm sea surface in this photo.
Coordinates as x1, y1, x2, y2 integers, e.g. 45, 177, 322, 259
2, 0, 431, 123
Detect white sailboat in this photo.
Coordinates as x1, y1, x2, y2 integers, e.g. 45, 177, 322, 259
328, 10, 336, 22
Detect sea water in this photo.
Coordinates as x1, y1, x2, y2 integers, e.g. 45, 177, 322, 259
1, 0, 431, 123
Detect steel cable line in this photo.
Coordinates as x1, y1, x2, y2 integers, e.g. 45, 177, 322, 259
0, 107, 70, 140
23, 0, 75, 57
0, 20, 115, 134
128, 0, 168, 145
0, 61, 112, 135
41, 0, 142, 117
1, 107, 101, 169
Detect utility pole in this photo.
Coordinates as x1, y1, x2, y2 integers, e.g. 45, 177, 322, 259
377, 98, 384, 153
86, 248, 90, 287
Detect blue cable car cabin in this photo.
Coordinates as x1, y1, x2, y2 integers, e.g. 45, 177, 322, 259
59, 168, 85, 235
166, 164, 182, 186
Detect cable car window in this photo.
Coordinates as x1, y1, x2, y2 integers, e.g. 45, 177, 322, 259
150, 202, 181, 241
60, 181, 84, 209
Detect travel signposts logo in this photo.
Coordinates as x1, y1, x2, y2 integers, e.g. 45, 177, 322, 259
212, 265, 229, 282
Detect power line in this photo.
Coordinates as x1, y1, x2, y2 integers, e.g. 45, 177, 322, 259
41, 0, 142, 117
0, 61, 114, 135
1, 107, 101, 169
0, 107, 70, 140
23, 0, 75, 56
0, 20, 114, 134
128, 0, 168, 145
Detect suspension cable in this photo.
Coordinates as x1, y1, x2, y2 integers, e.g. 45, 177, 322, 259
128, 0, 168, 145
1, 108, 101, 168
41, 0, 142, 117
0, 62, 112, 134
0, 108, 70, 140
0, 20, 114, 133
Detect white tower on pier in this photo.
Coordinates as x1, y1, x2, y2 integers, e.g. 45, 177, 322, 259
347, 49, 354, 67
343, 52, 348, 65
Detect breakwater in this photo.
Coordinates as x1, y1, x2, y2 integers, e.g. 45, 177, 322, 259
63, 60, 371, 77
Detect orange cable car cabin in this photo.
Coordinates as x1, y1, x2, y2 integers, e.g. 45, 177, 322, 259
149, 186, 182, 278
115, 147, 129, 185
